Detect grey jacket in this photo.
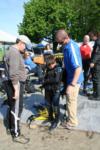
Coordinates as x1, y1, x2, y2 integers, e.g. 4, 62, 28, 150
4, 46, 27, 84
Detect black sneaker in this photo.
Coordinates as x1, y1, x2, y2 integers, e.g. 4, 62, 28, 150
13, 134, 30, 144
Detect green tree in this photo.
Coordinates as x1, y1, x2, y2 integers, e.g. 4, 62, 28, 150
70, 0, 100, 41
18, 0, 100, 50
18, 0, 77, 50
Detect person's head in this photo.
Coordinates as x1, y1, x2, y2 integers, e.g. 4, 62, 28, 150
23, 51, 30, 59
45, 44, 51, 50
55, 29, 70, 45
46, 55, 56, 69
83, 35, 90, 44
16, 35, 31, 53
88, 31, 100, 41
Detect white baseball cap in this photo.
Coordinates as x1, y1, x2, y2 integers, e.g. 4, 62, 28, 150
17, 35, 31, 45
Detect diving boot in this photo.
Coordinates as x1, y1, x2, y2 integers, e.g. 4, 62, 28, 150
49, 106, 60, 131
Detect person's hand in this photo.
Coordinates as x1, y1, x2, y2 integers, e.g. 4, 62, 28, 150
66, 85, 74, 96
90, 63, 95, 68
13, 83, 19, 100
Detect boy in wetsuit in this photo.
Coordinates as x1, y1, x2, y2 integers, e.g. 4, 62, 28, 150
43, 55, 62, 131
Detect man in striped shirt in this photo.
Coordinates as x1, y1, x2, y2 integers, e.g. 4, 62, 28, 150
56, 29, 84, 129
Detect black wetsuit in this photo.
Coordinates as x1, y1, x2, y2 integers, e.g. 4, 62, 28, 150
91, 38, 100, 99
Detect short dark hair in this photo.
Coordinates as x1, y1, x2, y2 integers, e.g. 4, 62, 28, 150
88, 31, 100, 38
46, 55, 56, 66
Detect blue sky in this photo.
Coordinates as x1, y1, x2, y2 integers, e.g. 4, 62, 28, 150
0, 0, 28, 36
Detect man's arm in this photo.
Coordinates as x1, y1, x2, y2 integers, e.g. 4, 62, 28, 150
66, 67, 81, 95
9, 49, 20, 84
71, 67, 82, 86
90, 39, 100, 68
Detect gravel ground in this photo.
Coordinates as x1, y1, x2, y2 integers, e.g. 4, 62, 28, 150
0, 120, 100, 150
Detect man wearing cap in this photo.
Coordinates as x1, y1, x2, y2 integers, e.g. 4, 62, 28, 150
55, 29, 83, 129
4, 35, 31, 143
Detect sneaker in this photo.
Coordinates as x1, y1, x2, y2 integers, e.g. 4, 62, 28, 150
13, 134, 30, 144
62, 122, 77, 130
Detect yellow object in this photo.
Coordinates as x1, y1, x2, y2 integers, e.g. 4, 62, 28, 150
27, 108, 56, 129
33, 109, 48, 121
54, 53, 64, 59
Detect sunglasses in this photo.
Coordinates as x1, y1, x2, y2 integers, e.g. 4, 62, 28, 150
58, 41, 64, 45
56, 38, 65, 45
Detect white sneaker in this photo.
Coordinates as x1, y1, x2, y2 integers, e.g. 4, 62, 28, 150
13, 134, 30, 144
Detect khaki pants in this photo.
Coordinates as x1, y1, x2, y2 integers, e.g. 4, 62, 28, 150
66, 84, 80, 126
